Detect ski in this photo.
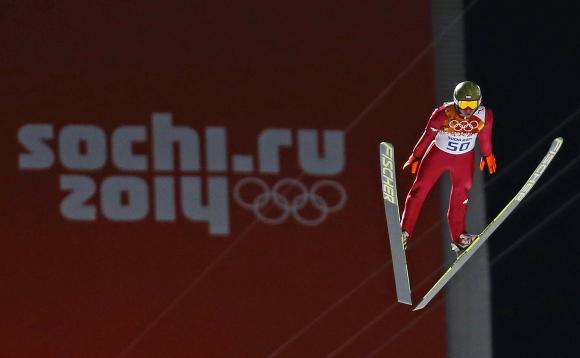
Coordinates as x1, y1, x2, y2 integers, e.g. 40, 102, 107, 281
413, 137, 563, 311
380, 142, 412, 305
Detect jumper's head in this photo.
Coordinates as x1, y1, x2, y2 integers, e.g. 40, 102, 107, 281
453, 81, 481, 118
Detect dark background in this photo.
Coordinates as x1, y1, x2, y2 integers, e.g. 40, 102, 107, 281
465, 0, 580, 356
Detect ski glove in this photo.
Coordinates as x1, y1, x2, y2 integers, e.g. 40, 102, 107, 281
479, 154, 496, 174
403, 154, 420, 174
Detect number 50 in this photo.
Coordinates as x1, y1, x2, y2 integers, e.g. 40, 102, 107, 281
447, 141, 470, 152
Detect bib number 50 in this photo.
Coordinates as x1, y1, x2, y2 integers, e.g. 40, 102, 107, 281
447, 141, 470, 152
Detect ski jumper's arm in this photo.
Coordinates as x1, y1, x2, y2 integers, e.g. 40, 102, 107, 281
412, 106, 446, 158
478, 108, 494, 156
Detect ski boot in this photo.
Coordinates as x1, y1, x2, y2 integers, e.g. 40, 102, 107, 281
402, 230, 410, 251
451, 233, 478, 259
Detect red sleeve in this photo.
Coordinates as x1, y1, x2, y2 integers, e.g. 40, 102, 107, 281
478, 108, 494, 157
412, 106, 446, 158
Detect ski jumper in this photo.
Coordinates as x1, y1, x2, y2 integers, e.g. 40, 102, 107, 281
401, 102, 494, 244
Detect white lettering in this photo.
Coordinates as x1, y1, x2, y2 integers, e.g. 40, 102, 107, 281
154, 176, 176, 221
298, 129, 344, 175
59, 125, 107, 170
18, 124, 55, 169
205, 127, 228, 172
112, 126, 148, 171
101, 176, 149, 221
181, 176, 229, 235
152, 113, 200, 171
18, 117, 348, 236
60, 175, 97, 220
258, 129, 292, 174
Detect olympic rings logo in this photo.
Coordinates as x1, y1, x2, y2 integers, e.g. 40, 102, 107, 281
233, 178, 347, 226
449, 119, 479, 132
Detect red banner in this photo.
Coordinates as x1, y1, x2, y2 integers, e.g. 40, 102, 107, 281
1, 1, 444, 356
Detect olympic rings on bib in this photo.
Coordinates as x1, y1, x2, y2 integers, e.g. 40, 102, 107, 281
448, 119, 479, 132
233, 177, 347, 226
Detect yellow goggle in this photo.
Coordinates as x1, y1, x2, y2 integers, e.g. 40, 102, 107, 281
457, 100, 479, 109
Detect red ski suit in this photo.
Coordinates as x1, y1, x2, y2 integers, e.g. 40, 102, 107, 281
401, 102, 494, 244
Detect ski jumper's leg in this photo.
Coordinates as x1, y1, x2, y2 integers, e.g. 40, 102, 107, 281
447, 150, 475, 243
401, 145, 448, 236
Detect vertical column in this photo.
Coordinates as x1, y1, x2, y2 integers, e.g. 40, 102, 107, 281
430, 1, 493, 358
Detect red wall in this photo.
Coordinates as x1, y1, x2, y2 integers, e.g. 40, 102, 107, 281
0, 1, 445, 356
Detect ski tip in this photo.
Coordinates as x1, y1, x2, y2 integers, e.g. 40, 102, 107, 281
412, 300, 427, 311
552, 137, 564, 151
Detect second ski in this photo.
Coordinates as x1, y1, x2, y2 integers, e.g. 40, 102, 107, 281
413, 137, 564, 311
